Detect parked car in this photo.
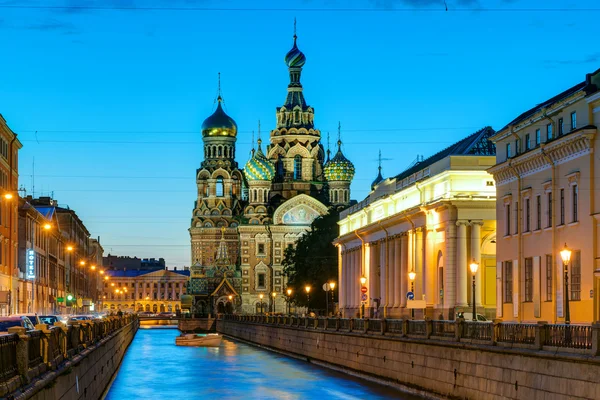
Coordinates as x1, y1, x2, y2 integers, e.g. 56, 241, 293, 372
158, 312, 175, 317
138, 311, 155, 317
0, 316, 36, 334
39, 315, 60, 325
67, 315, 94, 325
13, 314, 40, 325
456, 312, 489, 322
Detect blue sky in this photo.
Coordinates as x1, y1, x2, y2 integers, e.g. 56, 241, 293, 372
0, 0, 597, 266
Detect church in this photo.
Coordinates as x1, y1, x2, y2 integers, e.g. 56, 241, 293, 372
187, 28, 355, 315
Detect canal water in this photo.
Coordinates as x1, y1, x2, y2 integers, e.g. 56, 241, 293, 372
105, 327, 418, 399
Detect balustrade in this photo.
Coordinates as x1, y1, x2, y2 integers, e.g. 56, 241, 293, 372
0, 334, 18, 382
431, 320, 456, 338
545, 324, 592, 350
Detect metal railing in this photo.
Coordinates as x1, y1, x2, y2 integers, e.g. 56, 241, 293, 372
219, 315, 600, 356
545, 324, 592, 350
495, 323, 536, 344
432, 320, 456, 338
28, 331, 43, 369
0, 334, 18, 381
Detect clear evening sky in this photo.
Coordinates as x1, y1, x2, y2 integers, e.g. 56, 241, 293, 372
0, 0, 597, 266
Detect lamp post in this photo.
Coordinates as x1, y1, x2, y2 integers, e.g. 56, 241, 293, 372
329, 281, 336, 316
271, 292, 277, 314
305, 285, 311, 315
286, 288, 292, 315
560, 243, 572, 325
408, 270, 416, 319
469, 260, 479, 321
259, 293, 264, 314
228, 294, 233, 314
360, 276, 366, 318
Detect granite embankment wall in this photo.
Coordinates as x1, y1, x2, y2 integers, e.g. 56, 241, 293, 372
217, 319, 600, 400
2, 317, 138, 400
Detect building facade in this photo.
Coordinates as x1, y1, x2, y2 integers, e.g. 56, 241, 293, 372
335, 128, 497, 319
102, 268, 189, 314
0, 115, 22, 315
489, 68, 600, 323
188, 29, 354, 314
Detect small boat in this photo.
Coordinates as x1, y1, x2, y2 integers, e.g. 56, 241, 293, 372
175, 333, 223, 347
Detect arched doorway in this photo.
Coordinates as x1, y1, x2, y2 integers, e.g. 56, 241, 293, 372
152, 304, 158, 313
225, 302, 233, 314
217, 302, 225, 314
160, 304, 165, 313
168, 304, 173, 312
145, 304, 150, 312
137, 304, 143, 312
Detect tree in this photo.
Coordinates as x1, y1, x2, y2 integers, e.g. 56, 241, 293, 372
282, 209, 339, 312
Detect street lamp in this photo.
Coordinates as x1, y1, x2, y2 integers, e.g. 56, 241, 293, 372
272, 292, 277, 314
560, 243, 573, 325
3, 193, 13, 200
286, 288, 292, 315
469, 260, 479, 321
259, 293, 264, 314
329, 281, 336, 316
43, 223, 51, 230
359, 276, 367, 318
305, 285, 311, 315
408, 270, 416, 319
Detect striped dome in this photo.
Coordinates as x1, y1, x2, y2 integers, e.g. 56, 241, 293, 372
284, 36, 306, 68
324, 142, 355, 182
245, 140, 275, 181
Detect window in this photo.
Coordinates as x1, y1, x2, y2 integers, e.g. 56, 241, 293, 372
547, 192, 553, 227
547, 123, 553, 140
546, 255, 552, 301
536, 195, 541, 230
216, 177, 224, 197
571, 250, 581, 301
257, 243, 265, 255
294, 156, 302, 180
515, 138, 521, 155
506, 204, 511, 236
560, 188, 565, 225
504, 261, 513, 303
275, 156, 284, 179
525, 198, 530, 232
525, 134, 531, 150
558, 118, 564, 136
571, 111, 577, 130
139, 293, 142, 299
525, 258, 533, 302
572, 185, 578, 222
506, 143, 511, 159
514, 201, 518, 234
257, 273, 266, 288
535, 129, 541, 146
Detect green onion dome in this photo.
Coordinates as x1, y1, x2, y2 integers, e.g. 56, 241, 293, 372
284, 35, 306, 68
244, 139, 275, 181
324, 141, 355, 182
201, 96, 238, 138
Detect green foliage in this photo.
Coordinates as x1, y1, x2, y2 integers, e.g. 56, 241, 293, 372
283, 209, 339, 311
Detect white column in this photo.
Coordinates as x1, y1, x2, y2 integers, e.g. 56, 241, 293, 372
370, 242, 378, 300
425, 229, 435, 306
387, 237, 395, 310
471, 221, 483, 306
394, 237, 401, 307
338, 246, 344, 311
456, 221, 468, 306
379, 241, 386, 308
445, 222, 457, 311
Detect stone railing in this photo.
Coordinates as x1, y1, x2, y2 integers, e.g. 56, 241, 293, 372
0, 315, 138, 396
220, 314, 600, 356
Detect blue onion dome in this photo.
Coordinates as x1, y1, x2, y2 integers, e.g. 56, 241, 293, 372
284, 35, 306, 68
371, 167, 384, 190
201, 96, 238, 138
245, 139, 275, 181
324, 140, 355, 182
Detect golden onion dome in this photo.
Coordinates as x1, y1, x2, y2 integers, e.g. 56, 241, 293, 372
201, 96, 238, 138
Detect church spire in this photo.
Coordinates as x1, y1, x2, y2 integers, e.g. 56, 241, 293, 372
326, 131, 331, 162
371, 150, 384, 189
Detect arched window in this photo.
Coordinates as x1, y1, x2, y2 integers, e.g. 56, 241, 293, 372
334, 190, 338, 203
276, 156, 284, 180
216, 177, 224, 197
218, 146, 222, 157
294, 156, 302, 180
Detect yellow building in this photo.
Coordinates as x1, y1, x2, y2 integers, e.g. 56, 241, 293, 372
489, 68, 600, 324
335, 128, 497, 319
102, 268, 189, 314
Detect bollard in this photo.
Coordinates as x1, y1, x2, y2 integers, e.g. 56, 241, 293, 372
535, 321, 548, 350
425, 318, 433, 339
455, 318, 464, 342
402, 319, 409, 337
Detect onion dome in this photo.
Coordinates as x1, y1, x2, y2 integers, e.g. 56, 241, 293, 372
371, 166, 384, 190
245, 139, 275, 181
201, 96, 238, 138
324, 140, 355, 182
284, 35, 306, 68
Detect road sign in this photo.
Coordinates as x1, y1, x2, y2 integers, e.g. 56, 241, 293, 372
406, 291, 414, 300
407, 299, 426, 309
322, 283, 330, 291
361, 286, 368, 294
56, 297, 64, 303
361, 293, 368, 301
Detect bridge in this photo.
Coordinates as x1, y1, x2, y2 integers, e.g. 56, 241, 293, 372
137, 316, 216, 332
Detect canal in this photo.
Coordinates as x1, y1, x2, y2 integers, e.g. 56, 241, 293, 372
105, 327, 419, 399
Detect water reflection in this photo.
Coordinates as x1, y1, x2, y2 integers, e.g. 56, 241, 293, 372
106, 328, 417, 399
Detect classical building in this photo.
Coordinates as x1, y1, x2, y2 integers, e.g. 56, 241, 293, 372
103, 255, 166, 272
335, 127, 497, 320
488, 68, 600, 324
188, 29, 354, 314
102, 268, 189, 314
0, 115, 22, 316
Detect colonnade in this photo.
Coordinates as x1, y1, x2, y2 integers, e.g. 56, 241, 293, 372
339, 219, 484, 317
